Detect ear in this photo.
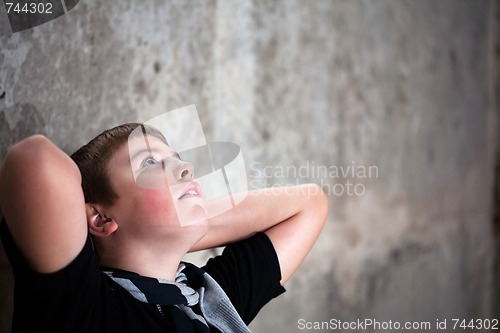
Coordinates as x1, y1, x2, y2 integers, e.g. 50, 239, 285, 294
85, 203, 118, 238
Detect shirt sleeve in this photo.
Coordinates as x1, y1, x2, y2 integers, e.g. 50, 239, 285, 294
0, 218, 101, 332
201, 232, 286, 325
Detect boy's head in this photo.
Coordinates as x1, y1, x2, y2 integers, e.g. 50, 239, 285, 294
70, 123, 208, 261
71, 123, 168, 207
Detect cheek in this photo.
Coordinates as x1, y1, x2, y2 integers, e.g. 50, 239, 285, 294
134, 166, 169, 190
135, 187, 179, 224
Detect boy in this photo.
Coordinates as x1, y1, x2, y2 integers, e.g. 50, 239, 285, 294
0, 122, 328, 332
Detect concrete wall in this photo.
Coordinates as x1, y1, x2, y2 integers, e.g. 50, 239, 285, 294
0, 1, 497, 332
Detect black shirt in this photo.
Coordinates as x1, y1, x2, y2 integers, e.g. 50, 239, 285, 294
1, 221, 285, 332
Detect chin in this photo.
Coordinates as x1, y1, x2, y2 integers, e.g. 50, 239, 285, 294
177, 204, 209, 228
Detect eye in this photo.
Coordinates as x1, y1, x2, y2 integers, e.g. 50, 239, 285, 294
141, 156, 159, 168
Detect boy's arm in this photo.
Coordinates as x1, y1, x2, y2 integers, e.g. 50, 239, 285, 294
0, 135, 87, 273
191, 184, 328, 285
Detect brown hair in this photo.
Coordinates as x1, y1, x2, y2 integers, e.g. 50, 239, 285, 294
71, 123, 168, 206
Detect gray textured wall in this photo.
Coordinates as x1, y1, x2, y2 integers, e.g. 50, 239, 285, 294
0, 1, 497, 332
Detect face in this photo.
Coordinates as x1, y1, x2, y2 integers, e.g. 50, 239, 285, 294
104, 134, 208, 241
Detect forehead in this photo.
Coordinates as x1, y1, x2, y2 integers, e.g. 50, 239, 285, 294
111, 134, 175, 167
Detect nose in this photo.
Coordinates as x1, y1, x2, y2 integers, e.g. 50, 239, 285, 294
173, 160, 194, 180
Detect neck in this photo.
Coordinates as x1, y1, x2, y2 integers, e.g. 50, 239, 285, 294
98, 226, 207, 281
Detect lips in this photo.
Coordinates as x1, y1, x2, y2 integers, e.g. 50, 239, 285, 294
178, 181, 203, 200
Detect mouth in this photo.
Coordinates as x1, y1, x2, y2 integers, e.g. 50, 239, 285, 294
178, 181, 203, 200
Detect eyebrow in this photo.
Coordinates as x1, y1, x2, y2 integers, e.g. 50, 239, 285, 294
130, 147, 180, 161
129, 147, 181, 162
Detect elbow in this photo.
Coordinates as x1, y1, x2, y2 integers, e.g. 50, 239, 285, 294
317, 184, 329, 222
3, 135, 48, 173
3, 135, 81, 186
4, 135, 53, 173
306, 183, 329, 225
1, 135, 52, 211
6, 135, 52, 161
